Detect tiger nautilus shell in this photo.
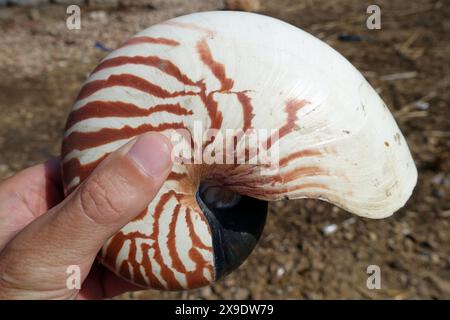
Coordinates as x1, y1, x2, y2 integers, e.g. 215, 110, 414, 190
61, 11, 417, 290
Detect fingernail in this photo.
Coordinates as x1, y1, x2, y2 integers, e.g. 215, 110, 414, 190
127, 133, 172, 177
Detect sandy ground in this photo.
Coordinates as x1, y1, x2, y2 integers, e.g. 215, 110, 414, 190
0, 0, 449, 299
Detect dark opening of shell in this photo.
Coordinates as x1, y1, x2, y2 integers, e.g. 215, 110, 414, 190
195, 183, 268, 281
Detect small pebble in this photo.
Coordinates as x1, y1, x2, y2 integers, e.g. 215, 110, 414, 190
369, 232, 378, 241
322, 224, 338, 235
276, 267, 285, 278
414, 100, 430, 111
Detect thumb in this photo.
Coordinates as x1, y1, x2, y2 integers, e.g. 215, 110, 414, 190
0, 133, 172, 297
60, 131, 173, 254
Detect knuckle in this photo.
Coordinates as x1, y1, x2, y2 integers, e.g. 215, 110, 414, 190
78, 172, 125, 224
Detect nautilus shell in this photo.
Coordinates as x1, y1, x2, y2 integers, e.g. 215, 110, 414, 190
61, 11, 417, 290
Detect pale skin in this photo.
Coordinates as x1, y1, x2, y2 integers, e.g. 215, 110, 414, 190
0, 133, 173, 299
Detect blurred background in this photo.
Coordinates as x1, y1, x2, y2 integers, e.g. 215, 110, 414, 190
0, 0, 449, 299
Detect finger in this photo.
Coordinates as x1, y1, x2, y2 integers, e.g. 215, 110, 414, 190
0, 133, 172, 297
0, 158, 63, 250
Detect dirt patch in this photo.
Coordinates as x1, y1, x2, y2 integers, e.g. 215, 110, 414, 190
0, 0, 449, 299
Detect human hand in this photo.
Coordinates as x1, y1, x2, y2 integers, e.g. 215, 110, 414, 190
0, 133, 172, 299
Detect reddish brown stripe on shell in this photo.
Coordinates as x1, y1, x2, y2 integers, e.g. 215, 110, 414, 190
102, 230, 155, 287
225, 165, 328, 189
76, 74, 196, 101
65, 101, 193, 130
101, 231, 169, 290
265, 99, 309, 149
102, 192, 183, 289
196, 81, 223, 147
62, 155, 108, 194
184, 208, 214, 287
204, 90, 223, 132
185, 208, 212, 252
224, 171, 282, 188
62, 122, 187, 155
167, 172, 188, 181
280, 166, 329, 183
126, 239, 148, 286
275, 182, 331, 194
167, 204, 188, 274
163, 20, 215, 37
236, 92, 254, 133
92, 56, 196, 86
119, 36, 180, 48
186, 247, 210, 288
279, 149, 322, 167
196, 39, 234, 91
103, 232, 127, 268
140, 242, 166, 289
150, 191, 184, 289
221, 93, 256, 160
234, 182, 330, 198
